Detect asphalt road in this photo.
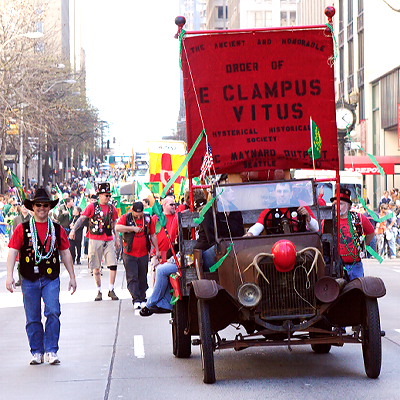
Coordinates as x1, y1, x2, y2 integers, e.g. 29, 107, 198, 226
0, 257, 399, 400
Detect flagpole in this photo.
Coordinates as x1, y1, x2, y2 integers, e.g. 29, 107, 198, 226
309, 116, 317, 175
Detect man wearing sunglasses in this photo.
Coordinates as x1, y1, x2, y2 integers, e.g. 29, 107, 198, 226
6, 187, 76, 366
69, 182, 119, 301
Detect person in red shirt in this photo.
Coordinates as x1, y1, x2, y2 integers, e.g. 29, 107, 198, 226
6, 187, 76, 366
116, 202, 160, 309
244, 181, 319, 236
151, 196, 178, 262
331, 187, 375, 280
69, 182, 119, 301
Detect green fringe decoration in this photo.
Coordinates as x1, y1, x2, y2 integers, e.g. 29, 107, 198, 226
179, 29, 186, 69
161, 129, 205, 198
209, 243, 233, 273
366, 245, 384, 264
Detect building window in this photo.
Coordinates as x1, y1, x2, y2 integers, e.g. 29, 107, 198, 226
358, 0, 364, 13
339, 45, 344, 83
348, 39, 354, 76
280, 11, 296, 26
348, 0, 353, 23
248, 11, 272, 27
339, 0, 344, 32
217, 6, 228, 19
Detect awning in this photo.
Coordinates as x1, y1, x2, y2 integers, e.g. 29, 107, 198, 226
344, 156, 400, 175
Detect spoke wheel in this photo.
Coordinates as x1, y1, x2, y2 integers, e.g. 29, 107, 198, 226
172, 297, 191, 358
198, 299, 216, 384
361, 297, 382, 379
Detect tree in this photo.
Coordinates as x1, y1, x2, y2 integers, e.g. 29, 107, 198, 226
0, 0, 101, 192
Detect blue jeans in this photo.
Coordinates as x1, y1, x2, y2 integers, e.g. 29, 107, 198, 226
147, 262, 177, 310
344, 261, 364, 281
202, 245, 217, 272
21, 277, 61, 355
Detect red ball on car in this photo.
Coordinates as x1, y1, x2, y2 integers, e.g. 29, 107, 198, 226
272, 240, 297, 272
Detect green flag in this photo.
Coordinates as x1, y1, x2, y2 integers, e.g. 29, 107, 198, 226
152, 200, 167, 233
7, 170, 26, 201
85, 180, 94, 192
308, 118, 322, 160
79, 195, 88, 211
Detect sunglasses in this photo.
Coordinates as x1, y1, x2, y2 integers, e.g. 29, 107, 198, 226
34, 203, 50, 208
103, 194, 111, 198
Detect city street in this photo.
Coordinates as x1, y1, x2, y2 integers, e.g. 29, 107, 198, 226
1, 258, 400, 400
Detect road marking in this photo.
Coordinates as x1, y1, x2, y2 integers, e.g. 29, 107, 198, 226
395, 329, 400, 334
133, 335, 145, 358
0, 272, 7, 279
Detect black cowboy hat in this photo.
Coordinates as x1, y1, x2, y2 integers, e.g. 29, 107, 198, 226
23, 187, 59, 211
330, 187, 352, 204
97, 182, 111, 194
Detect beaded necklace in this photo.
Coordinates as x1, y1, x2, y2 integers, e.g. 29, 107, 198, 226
30, 217, 56, 264
339, 211, 365, 262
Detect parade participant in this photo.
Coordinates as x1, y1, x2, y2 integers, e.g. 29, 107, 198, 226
244, 181, 319, 236
5, 187, 76, 365
69, 206, 84, 265
55, 197, 74, 233
116, 201, 160, 309
375, 204, 388, 258
151, 196, 178, 263
69, 182, 119, 301
331, 187, 375, 280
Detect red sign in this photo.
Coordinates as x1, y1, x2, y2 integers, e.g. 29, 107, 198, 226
182, 28, 338, 178
344, 156, 400, 175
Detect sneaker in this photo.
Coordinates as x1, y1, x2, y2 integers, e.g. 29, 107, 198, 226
94, 291, 103, 301
140, 301, 147, 309
133, 302, 141, 310
108, 290, 119, 300
45, 352, 60, 365
30, 353, 43, 365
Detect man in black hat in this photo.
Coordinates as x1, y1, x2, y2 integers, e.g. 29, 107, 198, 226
5, 187, 76, 365
331, 187, 375, 280
116, 201, 160, 309
69, 182, 119, 301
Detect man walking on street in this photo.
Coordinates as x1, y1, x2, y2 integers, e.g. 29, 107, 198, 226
69, 182, 119, 301
116, 201, 160, 309
331, 188, 375, 280
5, 187, 77, 365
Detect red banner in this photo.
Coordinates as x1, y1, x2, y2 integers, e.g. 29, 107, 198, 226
182, 28, 339, 178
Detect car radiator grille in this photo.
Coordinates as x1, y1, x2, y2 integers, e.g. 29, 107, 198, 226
258, 259, 317, 319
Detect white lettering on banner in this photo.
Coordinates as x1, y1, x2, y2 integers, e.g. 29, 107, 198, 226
345, 167, 379, 174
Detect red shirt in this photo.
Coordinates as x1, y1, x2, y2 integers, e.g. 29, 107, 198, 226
117, 214, 155, 257
82, 202, 118, 241
339, 213, 374, 263
151, 213, 177, 261
257, 205, 315, 232
9, 221, 70, 251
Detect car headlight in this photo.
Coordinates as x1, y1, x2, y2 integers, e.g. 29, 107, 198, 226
237, 283, 262, 307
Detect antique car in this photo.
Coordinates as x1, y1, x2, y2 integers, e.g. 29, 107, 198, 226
171, 179, 385, 383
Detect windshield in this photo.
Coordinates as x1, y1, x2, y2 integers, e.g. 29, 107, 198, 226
215, 180, 315, 212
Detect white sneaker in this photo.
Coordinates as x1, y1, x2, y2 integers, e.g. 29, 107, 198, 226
45, 352, 60, 365
133, 302, 141, 310
30, 353, 43, 365
140, 302, 147, 309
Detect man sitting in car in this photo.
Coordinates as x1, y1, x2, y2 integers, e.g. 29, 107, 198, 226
244, 181, 319, 236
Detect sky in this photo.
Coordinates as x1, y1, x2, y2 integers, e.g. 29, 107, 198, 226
82, 0, 181, 153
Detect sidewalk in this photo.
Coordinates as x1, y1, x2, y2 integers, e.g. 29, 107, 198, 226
0, 258, 140, 400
